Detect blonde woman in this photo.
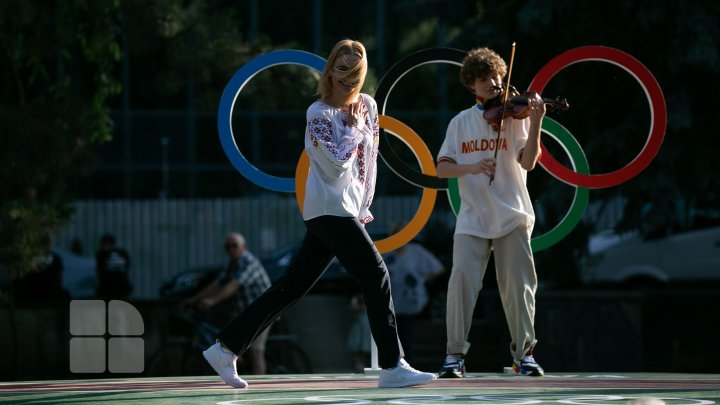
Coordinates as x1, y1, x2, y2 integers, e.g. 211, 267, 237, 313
203, 39, 436, 389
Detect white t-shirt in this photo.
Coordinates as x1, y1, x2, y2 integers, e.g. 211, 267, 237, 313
384, 243, 444, 315
303, 94, 379, 223
437, 105, 535, 238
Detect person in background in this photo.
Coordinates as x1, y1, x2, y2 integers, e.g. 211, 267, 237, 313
186, 232, 272, 375
95, 233, 132, 299
383, 224, 444, 364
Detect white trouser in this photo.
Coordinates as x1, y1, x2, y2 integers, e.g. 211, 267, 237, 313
446, 226, 538, 360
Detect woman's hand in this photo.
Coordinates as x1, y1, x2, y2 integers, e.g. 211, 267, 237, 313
347, 101, 365, 131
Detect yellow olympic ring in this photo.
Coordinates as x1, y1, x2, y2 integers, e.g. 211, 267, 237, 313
295, 115, 438, 253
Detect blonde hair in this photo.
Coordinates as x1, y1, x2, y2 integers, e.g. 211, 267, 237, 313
317, 39, 368, 103
460, 47, 507, 89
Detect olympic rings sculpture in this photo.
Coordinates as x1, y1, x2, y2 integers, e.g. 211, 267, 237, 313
218, 47, 666, 253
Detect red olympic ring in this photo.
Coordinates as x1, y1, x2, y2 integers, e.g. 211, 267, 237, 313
529, 46, 667, 189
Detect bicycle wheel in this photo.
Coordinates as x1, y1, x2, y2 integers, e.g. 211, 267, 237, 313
265, 341, 313, 374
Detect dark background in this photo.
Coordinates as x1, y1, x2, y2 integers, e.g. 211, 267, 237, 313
1, 0, 719, 379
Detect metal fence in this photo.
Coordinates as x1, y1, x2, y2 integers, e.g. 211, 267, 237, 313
53, 195, 436, 298
52, 194, 624, 299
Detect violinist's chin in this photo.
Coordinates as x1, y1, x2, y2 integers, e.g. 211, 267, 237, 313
487, 89, 501, 100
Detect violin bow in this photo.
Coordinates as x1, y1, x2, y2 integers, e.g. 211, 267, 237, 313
489, 42, 516, 186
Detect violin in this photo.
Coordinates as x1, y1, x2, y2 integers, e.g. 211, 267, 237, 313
483, 85, 569, 130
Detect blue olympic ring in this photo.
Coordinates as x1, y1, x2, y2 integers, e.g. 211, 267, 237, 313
217, 50, 326, 192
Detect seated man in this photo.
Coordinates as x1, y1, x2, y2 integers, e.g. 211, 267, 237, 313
186, 232, 272, 374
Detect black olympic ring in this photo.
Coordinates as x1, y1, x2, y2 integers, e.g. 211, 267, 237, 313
375, 48, 467, 190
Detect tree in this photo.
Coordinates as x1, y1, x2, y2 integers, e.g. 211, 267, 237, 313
0, 0, 123, 288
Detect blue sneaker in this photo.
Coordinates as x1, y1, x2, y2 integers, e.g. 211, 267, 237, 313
512, 354, 544, 376
438, 355, 465, 378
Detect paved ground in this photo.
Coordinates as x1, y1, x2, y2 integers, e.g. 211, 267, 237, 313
1, 373, 719, 404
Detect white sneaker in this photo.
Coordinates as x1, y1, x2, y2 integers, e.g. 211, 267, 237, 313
202, 340, 248, 388
378, 358, 437, 388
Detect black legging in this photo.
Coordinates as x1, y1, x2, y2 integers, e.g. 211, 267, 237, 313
217, 215, 404, 368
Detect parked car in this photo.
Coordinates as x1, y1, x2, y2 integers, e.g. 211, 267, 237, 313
581, 225, 720, 288
159, 265, 223, 298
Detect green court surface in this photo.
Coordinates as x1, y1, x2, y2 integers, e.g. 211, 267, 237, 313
1, 373, 719, 404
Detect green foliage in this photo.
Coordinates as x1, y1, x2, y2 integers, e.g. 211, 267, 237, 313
0, 0, 290, 280
0, 202, 70, 280
119, 0, 292, 111
0, 0, 122, 279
